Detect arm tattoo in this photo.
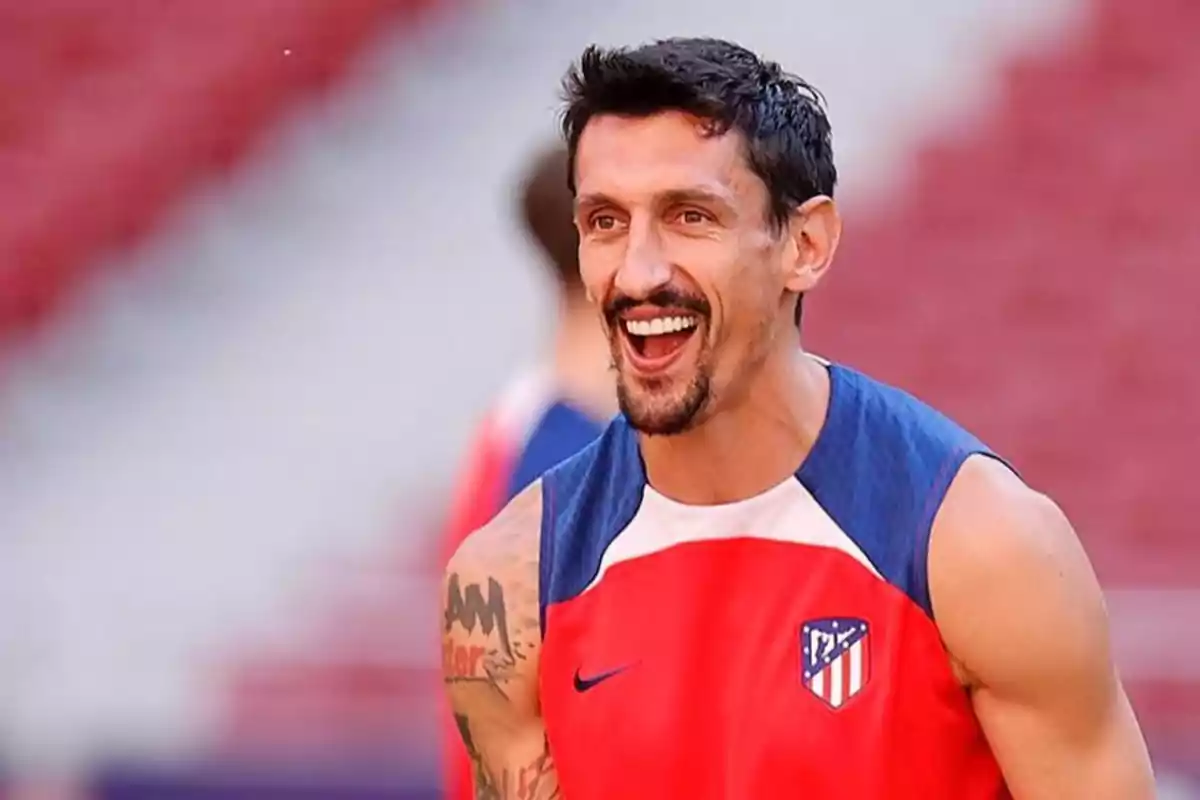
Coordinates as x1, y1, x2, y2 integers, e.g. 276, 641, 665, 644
444, 572, 537, 690
514, 734, 561, 800
445, 574, 513, 657
455, 713, 501, 800
445, 560, 557, 798
454, 716, 561, 800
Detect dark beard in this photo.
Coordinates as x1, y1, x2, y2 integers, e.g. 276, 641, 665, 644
617, 368, 712, 436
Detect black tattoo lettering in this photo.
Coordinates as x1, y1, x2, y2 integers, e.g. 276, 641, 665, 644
515, 734, 561, 800
455, 713, 501, 800
453, 714, 560, 800
446, 573, 513, 659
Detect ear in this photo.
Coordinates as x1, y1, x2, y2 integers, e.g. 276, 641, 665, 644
782, 195, 842, 294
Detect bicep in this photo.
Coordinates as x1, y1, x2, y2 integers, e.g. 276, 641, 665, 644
964, 554, 1151, 800
443, 569, 559, 799
971, 673, 1150, 799
449, 699, 558, 800
442, 484, 560, 799
932, 458, 1154, 799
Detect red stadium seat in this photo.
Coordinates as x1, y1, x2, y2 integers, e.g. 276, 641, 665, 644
0, 0, 436, 352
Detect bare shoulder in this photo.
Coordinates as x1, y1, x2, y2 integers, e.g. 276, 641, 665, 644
450, 477, 543, 588
931, 455, 1088, 591
928, 440, 1153, 796
929, 454, 1108, 689
443, 480, 544, 705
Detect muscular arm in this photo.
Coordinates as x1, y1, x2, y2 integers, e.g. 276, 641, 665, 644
932, 456, 1155, 799
442, 482, 560, 800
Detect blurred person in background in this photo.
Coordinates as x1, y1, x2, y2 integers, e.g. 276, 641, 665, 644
440, 144, 613, 800
441, 37, 1155, 799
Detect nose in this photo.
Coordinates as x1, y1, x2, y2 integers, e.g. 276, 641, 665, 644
613, 219, 672, 301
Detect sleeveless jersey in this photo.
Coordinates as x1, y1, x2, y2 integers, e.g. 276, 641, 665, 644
441, 367, 603, 800
537, 362, 1012, 798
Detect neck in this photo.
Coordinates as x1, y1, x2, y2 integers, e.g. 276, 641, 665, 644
638, 347, 830, 505
551, 292, 618, 419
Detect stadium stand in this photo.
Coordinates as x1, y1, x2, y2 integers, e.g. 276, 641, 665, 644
0, 2, 444, 795
0, 1, 434, 347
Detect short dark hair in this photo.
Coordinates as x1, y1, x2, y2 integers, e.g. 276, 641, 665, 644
518, 144, 581, 293
560, 37, 837, 328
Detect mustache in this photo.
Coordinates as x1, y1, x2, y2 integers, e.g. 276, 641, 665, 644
603, 288, 712, 327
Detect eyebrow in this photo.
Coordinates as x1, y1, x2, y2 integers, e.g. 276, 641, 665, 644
574, 186, 737, 215
660, 187, 736, 213
573, 192, 619, 216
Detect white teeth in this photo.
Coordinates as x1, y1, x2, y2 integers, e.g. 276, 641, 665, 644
624, 316, 698, 337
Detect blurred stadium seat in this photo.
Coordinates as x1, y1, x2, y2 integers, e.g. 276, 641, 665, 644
0, 0, 433, 346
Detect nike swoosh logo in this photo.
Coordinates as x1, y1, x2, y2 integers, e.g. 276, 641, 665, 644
573, 665, 630, 693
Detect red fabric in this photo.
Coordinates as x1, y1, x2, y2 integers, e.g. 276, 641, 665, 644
543, 539, 1007, 798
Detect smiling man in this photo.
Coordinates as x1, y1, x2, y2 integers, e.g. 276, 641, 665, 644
441, 37, 1155, 799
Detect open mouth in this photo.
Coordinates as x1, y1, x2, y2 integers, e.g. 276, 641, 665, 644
619, 312, 701, 373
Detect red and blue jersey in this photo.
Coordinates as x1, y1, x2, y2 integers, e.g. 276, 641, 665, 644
441, 368, 603, 800
537, 362, 1012, 798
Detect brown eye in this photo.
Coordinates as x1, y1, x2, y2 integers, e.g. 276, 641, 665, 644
680, 209, 708, 224
594, 215, 616, 231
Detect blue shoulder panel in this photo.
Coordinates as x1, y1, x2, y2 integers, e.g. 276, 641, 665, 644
538, 416, 644, 633
796, 364, 1007, 618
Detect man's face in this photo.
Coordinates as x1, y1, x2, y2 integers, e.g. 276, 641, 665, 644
574, 110, 793, 435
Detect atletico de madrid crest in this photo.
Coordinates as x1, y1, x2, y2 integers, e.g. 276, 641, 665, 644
800, 617, 871, 709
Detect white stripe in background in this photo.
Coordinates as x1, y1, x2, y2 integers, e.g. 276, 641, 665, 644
830, 656, 845, 708
1107, 589, 1200, 680
849, 640, 864, 694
